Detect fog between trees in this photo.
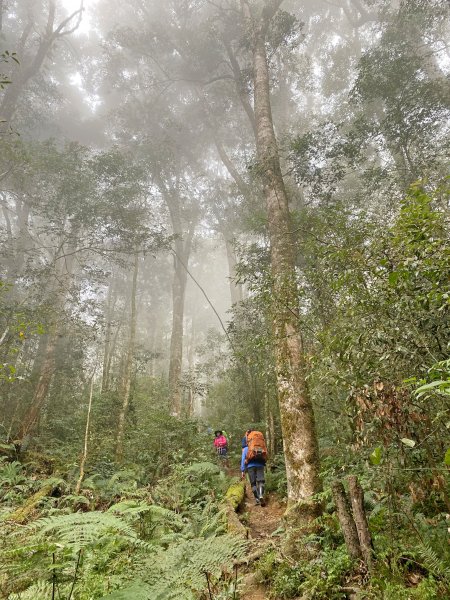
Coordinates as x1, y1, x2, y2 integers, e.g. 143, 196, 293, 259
0, 1, 449, 598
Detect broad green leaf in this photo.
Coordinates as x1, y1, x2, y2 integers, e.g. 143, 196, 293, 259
415, 380, 448, 393
444, 448, 450, 466
370, 446, 382, 465
388, 271, 399, 285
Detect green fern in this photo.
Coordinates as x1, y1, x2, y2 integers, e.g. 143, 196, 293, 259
102, 534, 247, 600
101, 580, 155, 600
183, 461, 221, 477
416, 542, 450, 583
7, 580, 53, 600
108, 500, 183, 527
28, 510, 146, 551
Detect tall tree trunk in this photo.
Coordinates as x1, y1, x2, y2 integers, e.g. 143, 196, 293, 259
155, 176, 197, 417
115, 253, 139, 463
101, 279, 118, 394
187, 316, 196, 417
16, 231, 77, 445
168, 241, 190, 416
76, 373, 96, 494
241, 0, 321, 518
17, 333, 57, 445
224, 237, 243, 306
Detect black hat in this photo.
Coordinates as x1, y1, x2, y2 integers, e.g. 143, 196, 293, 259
214, 430, 222, 436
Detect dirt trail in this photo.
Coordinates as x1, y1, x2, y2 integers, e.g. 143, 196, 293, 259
238, 482, 285, 600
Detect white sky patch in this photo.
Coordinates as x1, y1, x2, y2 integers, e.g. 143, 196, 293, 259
61, 0, 97, 35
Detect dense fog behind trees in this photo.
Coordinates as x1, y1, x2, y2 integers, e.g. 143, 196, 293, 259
1, 1, 449, 598
1, 0, 449, 498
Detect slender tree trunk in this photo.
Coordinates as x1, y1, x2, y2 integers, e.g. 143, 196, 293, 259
264, 391, 276, 457
76, 374, 95, 494
168, 246, 189, 416
348, 475, 374, 572
16, 233, 76, 444
101, 279, 117, 394
0, 2, 82, 125
17, 333, 57, 444
224, 237, 243, 306
187, 316, 196, 417
242, 0, 321, 518
149, 324, 158, 377
115, 253, 139, 463
332, 480, 363, 561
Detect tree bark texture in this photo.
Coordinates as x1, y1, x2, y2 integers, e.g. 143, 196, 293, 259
348, 475, 374, 572
115, 253, 139, 463
101, 279, 119, 394
16, 234, 77, 443
164, 185, 196, 417
18, 333, 57, 443
331, 480, 363, 561
225, 237, 243, 306
242, 0, 321, 512
168, 248, 189, 416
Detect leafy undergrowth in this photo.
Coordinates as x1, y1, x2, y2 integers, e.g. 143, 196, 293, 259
253, 456, 450, 600
2, 445, 449, 600
0, 455, 247, 599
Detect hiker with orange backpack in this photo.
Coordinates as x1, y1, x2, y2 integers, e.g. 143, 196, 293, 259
241, 429, 268, 505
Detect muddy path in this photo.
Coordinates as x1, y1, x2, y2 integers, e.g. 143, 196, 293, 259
237, 481, 285, 599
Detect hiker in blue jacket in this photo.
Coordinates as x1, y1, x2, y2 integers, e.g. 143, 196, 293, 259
241, 431, 266, 506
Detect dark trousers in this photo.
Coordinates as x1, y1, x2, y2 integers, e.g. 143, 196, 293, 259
247, 466, 265, 499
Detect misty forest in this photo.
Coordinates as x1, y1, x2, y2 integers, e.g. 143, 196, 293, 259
0, 0, 449, 598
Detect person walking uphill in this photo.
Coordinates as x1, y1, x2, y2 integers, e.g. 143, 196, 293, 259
213, 430, 228, 463
241, 429, 268, 506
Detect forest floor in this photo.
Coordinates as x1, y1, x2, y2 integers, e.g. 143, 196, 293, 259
238, 482, 285, 600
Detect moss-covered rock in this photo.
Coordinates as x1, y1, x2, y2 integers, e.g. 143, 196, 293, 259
225, 479, 245, 510
223, 478, 247, 536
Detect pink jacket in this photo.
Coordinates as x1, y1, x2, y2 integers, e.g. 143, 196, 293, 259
214, 435, 227, 448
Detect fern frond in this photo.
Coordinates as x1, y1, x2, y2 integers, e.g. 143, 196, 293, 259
183, 462, 221, 478
102, 534, 247, 600
108, 501, 183, 527
416, 542, 450, 581
28, 511, 140, 551
107, 500, 153, 517
100, 580, 154, 600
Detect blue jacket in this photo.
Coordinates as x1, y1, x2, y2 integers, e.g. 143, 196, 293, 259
241, 445, 266, 472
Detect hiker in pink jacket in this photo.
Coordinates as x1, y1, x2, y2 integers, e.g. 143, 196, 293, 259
213, 430, 228, 463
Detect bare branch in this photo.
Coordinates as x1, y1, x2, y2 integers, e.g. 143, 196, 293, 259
53, 4, 84, 39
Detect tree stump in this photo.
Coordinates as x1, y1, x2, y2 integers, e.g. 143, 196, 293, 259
347, 475, 374, 572
331, 479, 363, 561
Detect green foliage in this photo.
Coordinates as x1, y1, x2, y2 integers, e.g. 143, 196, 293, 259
153, 461, 227, 512
257, 545, 352, 599
0, 50, 19, 89
28, 510, 145, 552
1, 458, 242, 599
0, 460, 27, 488
105, 535, 246, 600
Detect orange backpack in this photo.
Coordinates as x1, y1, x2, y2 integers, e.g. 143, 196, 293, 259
245, 431, 268, 464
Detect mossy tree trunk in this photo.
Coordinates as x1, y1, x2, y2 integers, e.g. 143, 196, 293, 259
240, 0, 321, 520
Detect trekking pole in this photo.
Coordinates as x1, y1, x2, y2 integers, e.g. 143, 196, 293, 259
233, 564, 238, 600
204, 571, 213, 600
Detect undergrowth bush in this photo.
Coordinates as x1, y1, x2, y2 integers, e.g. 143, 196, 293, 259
0, 456, 241, 600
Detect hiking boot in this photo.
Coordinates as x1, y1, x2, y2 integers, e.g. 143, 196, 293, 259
259, 496, 266, 507
255, 498, 261, 505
